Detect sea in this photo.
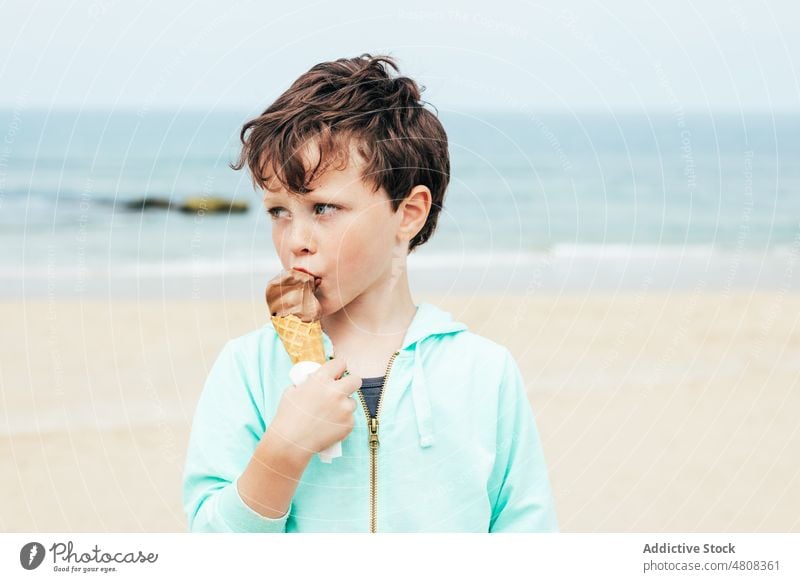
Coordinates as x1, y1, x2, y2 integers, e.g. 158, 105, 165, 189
1, 108, 798, 298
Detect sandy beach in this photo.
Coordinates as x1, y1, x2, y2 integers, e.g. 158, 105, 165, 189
1, 292, 798, 532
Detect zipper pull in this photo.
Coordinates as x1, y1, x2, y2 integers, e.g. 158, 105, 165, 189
369, 417, 380, 449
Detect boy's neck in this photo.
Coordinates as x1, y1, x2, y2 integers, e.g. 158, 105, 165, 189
321, 272, 417, 346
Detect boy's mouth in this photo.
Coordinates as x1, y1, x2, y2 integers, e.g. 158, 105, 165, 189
292, 267, 322, 288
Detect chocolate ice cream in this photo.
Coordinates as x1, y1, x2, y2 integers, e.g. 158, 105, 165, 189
266, 270, 322, 322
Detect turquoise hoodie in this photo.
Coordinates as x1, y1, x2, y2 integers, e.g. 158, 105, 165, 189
182, 301, 559, 532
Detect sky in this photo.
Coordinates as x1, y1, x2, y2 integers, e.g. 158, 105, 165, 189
1, 0, 798, 113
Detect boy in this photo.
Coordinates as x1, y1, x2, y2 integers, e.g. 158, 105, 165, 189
182, 54, 559, 533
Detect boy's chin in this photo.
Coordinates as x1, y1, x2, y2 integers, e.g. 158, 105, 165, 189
315, 293, 330, 314
317, 295, 349, 318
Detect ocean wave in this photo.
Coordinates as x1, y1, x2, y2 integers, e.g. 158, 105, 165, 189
3, 245, 796, 279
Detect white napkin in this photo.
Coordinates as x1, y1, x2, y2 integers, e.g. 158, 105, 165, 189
289, 361, 343, 463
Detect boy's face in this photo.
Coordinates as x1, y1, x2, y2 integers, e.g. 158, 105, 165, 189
262, 147, 408, 317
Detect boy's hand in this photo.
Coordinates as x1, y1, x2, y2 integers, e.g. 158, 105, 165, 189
269, 358, 361, 458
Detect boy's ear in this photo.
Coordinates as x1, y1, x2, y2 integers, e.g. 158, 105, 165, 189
397, 185, 432, 243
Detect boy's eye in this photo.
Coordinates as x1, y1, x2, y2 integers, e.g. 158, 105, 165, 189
266, 203, 339, 219
266, 206, 288, 219
313, 203, 339, 216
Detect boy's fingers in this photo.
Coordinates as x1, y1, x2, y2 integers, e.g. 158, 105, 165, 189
336, 374, 362, 397
321, 357, 348, 380
310, 358, 360, 395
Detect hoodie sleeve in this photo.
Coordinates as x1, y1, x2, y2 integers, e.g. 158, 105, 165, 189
487, 348, 559, 532
182, 340, 291, 532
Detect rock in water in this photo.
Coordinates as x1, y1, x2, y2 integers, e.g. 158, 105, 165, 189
178, 196, 249, 214
124, 197, 173, 210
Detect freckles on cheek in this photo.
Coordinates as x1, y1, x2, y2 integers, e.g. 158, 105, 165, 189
271, 230, 283, 254
332, 233, 361, 271
336, 236, 373, 279
272, 229, 290, 263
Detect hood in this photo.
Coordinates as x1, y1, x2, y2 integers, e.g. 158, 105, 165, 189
314, 301, 469, 449
396, 302, 469, 448
397, 301, 469, 352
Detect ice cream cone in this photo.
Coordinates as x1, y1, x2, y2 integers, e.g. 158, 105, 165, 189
270, 314, 327, 364
266, 271, 342, 463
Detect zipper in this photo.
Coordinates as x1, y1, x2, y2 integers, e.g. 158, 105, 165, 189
356, 350, 400, 533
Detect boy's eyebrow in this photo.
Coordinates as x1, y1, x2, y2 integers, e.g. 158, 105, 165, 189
262, 191, 343, 204
262, 191, 288, 202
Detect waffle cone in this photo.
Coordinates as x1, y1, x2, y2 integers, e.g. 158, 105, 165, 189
270, 314, 327, 364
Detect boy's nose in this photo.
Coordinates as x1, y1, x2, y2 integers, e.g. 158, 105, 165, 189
287, 216, 317, 255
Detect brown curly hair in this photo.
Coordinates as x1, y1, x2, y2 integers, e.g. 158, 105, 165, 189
230, 53, 450, 253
